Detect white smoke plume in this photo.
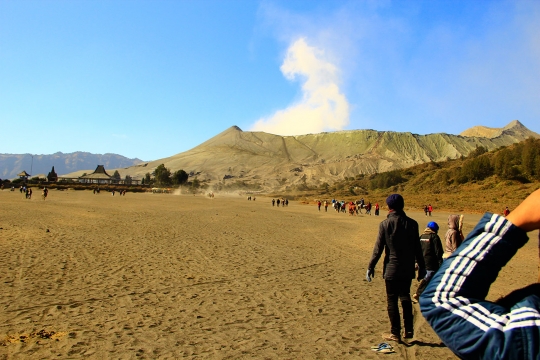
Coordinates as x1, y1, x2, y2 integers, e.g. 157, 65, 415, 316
251, 38, 350, 135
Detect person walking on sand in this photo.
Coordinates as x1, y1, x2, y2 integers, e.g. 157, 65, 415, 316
412, 221, 443, 303
349, 201, 356, 216
427, 204, 433, 216
317, 200, 321, 211
366, 194, 426, 342
503, 206, 510, 217
420, 189, 540, 359
443, 215, 464, 259
272, 199, 275, 206
423, 205, 428, 216
324, 200, 328, 212
375, 203, 380, 216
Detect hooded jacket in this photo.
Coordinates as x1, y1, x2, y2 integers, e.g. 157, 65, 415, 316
444, 214, 463, 255
368, 210, 425, 280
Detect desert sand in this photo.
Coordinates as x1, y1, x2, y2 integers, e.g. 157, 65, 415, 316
0, 190, 538, 359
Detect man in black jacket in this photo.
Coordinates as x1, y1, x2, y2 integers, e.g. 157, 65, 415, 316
366, 194, 426, 342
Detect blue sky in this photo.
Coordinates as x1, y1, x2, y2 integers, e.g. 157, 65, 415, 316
1, 0, 539, 161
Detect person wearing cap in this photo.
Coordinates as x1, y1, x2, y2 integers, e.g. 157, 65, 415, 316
366, 194, 426, 342
412, 221, 443, 302
420, 189, 540, 359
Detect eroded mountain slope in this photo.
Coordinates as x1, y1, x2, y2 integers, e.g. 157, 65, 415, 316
65, 120, 539, 191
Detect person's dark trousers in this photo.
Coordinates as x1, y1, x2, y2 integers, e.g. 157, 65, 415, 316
415, 270, 436, 298
415, 278, 429, 298
385, 279, 413, 336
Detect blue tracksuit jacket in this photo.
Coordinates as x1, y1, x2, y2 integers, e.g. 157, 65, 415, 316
420, 213, 540, 359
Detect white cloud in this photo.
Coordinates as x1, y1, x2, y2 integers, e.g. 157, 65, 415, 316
251, 1, 540, 136
250, 38, 350, 135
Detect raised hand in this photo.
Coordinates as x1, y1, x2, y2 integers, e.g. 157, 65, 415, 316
506, 189, 540, 232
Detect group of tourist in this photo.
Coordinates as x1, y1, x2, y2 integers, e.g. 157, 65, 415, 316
423, 204, 433, 216
366, 196, 465, 342
92, 187, 127, 196
271, 198, 288, 207
411, 214, 464, 302
315, 198, 381, 216
8, 185, 131, 199
366, 191, 540, 359
5, 185, 144, 199
15, 185, 49, 200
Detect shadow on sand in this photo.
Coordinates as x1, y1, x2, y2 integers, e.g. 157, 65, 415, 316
403, 340, 446, 348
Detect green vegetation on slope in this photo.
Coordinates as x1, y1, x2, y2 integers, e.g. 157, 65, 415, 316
293, 137, 540, 213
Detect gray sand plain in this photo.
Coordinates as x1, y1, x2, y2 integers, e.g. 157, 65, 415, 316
0, 190, 537, 359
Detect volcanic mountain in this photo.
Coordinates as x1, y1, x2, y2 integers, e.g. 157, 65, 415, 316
69, 120, 539, 192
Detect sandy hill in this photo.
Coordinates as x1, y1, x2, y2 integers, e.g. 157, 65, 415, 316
65, 120, 539, 192
459, 120, 536, 139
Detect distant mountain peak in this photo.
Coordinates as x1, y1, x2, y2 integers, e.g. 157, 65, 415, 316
0, 152, 142, 179
460, 120, 537, 139
503, 120, 524, 129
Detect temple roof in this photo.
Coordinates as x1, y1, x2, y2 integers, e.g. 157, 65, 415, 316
79, 165, 111, 179
18, 170, 30, 177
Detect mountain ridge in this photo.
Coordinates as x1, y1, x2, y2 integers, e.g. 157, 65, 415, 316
0, 152, 143, 179
70, 120, 537, 192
